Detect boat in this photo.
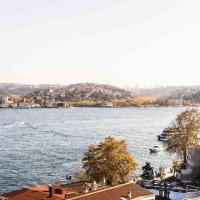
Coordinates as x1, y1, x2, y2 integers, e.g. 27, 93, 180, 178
157, 127, 174, 141
15, 103, 31, 109
157, 132, 170, 141
102, 102, 113, 108
149, 145, 164, 153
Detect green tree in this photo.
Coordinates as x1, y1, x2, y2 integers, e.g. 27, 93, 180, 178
141, 162, 154, 180
165, 109, 200, 164
82, 136, 137, 185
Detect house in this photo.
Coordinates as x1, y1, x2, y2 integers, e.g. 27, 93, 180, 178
1, 181, 155, 200
186, 147, 200, 169
178, 147, 200, 184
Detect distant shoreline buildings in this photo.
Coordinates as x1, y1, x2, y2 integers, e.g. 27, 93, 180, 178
0, 83, 199, 109
0, 93, 197, 109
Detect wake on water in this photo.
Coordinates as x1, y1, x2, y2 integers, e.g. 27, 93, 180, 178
0, 121, 37, 129
0, 121, 93, 140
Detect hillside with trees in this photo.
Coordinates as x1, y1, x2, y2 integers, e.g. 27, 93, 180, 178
28, 83, 133, 101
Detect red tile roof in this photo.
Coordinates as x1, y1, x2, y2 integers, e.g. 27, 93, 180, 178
69, 182, 154, 200
2, 186, 51, 200
2, 182, 154, 200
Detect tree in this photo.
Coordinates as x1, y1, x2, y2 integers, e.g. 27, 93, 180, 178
141, 162, 154, 180
172, 160, 181, 176
158, 166, 165, 181
82, 136, 137, 185
165, 108, 200, 164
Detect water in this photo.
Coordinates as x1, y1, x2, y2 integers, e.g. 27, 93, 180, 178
0, 107, 185, 192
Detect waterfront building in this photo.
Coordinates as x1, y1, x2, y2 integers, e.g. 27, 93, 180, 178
178, 147, 200, 184
0, 95, 13, 105
47, 100, 54, 108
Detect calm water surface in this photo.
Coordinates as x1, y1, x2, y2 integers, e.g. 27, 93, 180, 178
0, 107, 186, 192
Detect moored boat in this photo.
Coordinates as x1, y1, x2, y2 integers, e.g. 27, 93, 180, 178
102, 102, 113, 108
157, 127, 174, 141
157, 132, 170, 141
149, 145, 163, 153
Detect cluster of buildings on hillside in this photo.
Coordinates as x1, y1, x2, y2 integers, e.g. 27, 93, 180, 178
0, 92, 71, 109
0, 95, 14, 108
0, 93, 114, 108
0, 88, 199, 109
0, 95, 41, 109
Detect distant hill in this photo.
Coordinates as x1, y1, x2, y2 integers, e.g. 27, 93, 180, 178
30, 83, 133, 100
0, 83, 133, 99
128, 86, 200, 99
2, 83, 200, 102
0, 83, 61, 95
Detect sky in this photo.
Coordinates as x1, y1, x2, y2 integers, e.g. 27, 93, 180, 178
0, 0, 200, 87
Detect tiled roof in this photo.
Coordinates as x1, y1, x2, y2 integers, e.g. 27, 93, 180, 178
69, 182, 154, 200
2, 186, 51, 200
2, 182, 154, 200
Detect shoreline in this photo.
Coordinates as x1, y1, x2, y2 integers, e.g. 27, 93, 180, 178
0, 105, 195, 109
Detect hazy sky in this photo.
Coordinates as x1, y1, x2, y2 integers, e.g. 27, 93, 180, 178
1, 0, 200, 87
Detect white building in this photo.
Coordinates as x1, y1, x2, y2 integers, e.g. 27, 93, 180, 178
0, 95, 13, 104
47, 100, 54, 108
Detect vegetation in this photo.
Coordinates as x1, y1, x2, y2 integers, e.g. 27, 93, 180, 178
172, 160, 181, 176
158, 166, 165, 181
165, 109, 200, 164
82, 136, 137, 185
141, 162, 154, 180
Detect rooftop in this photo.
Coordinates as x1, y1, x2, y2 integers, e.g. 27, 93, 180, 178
2, 182, 154, 200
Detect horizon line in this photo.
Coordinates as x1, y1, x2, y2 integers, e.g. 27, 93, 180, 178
1, 82, 200, 89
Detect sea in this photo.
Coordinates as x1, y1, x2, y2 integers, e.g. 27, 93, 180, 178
0, 107, 186, 193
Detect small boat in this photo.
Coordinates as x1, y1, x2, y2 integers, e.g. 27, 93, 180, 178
102, 102, 113, 108
157, 132, 170, 141
157, 127, 174, 141
149, 145, 163, 153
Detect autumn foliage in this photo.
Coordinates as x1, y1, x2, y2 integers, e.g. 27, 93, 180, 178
82, 136, 137, 185
165, 108, 200, 164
